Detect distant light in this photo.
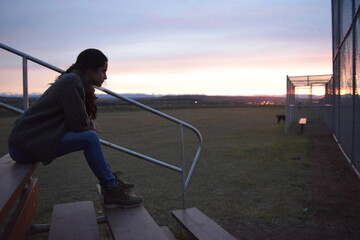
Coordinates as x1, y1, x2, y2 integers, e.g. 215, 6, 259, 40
194, 101, 198, 104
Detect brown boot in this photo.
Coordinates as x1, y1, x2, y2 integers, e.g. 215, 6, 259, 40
113, 171, 135, 189
103, 184, 143, 209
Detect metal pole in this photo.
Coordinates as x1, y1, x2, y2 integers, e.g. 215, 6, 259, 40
179, 123, 186, 209
99, 139, 182, 173
285, 76, 289, 133
351, 0, 357, 162
22, 56, 29, 110
0, 43, 64, 74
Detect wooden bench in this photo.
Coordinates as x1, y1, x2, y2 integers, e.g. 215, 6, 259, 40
2, 152, 236, 240
299, 118, 307, 132
48, 201, 100, 240
0, 154, 39, 240
0, 154, 102, 240
0, 153, 176, 239
96, 185, 175, 240
172, 207, 237, 240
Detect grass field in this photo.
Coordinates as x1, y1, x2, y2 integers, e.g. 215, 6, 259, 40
0, 105, 312, 239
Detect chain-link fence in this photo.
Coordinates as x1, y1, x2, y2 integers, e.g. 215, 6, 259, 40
286, 1, 360, 173
332, 0, 360, 171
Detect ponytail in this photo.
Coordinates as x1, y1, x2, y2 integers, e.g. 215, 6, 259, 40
65, 64, 77, 74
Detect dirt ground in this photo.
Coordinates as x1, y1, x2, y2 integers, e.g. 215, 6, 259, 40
278, 117, 360, 240
306, 133, 360, 240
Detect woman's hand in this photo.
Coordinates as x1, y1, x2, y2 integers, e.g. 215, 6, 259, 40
91, 121, 100, 132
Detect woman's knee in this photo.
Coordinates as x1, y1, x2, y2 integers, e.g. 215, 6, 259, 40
56, 130, 100, 158
82, 130, 100, 145
83, 130, 98, 138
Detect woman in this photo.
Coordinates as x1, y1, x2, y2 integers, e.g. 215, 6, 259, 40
8, 49, 143, 208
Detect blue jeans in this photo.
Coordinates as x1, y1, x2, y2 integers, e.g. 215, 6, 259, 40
9, 130, 116, 189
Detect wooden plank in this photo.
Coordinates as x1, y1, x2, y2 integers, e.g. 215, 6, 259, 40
96, 185, 169, 240
1, 178, 38, 240
161, 226, 177, 240
105, 206, 171, 240
172, 207, 237, 240
48, 201, 100, 240
299, 118, 307, 125
0, 154, 38, 222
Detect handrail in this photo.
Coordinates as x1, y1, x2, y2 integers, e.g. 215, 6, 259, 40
0, 42, 203, 208
95, 86, 203, 188
0, 43, 64, 73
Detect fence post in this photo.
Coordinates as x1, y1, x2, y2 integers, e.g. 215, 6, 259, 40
179, 123, 186, 209
351, 1, 357, 163
22, 56, 29, 110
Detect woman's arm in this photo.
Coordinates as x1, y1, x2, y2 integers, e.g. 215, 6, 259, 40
62, 84, 92, 132
90, 120, 100, 132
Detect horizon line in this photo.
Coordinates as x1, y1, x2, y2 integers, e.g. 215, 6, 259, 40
0, 92, 287, 98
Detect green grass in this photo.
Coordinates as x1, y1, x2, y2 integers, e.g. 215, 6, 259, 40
0, 106, 311, 239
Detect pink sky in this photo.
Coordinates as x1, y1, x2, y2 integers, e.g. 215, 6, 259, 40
0, 0, 332, 96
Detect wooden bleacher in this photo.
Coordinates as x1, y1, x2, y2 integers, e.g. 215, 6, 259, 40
0, 153, 237, 239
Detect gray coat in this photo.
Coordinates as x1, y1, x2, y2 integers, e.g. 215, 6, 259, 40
8, 70, 92, 165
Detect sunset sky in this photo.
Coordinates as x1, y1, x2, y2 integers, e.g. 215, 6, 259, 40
0, 0, 332, 96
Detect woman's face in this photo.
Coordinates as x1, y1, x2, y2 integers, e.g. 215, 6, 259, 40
87, 62, 108, 87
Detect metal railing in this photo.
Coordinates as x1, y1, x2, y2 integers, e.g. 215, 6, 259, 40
0, 42, 203, 208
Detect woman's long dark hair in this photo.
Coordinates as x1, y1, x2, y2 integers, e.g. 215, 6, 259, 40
63, 49, 108, 120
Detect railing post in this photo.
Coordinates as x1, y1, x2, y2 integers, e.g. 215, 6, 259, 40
22, 56, 29, 110
179, 123, 186, 209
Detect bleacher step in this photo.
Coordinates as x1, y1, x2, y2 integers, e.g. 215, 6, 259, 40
48, 201, 100, 240
96, 185, 172, 240
0, 154, 38, 221
172, 207, 237, 240
161, 226, 177, 240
